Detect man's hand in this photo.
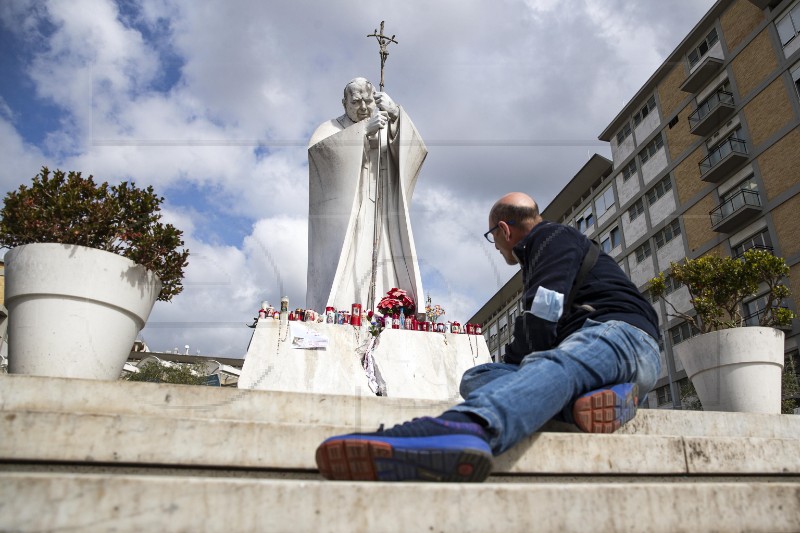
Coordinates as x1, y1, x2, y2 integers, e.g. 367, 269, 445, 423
365, 109, 389, 135
375, 92, 399, 121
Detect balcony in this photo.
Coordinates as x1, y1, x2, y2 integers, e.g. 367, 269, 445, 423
680, 56, 724, 93
747, 0, 779, 9
689, 90, 736, 136
710, 189, 762, 233
699, 137, 748, 183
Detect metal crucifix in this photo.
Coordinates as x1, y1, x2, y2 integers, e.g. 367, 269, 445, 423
367, 21, 398, 91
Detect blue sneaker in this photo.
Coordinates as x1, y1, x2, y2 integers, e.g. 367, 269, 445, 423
315, 417, 493, 482
572, 383, 639, 433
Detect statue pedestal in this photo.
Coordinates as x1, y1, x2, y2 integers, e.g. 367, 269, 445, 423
238, 319, 490, 401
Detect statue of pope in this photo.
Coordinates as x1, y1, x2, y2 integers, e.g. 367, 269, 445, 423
306, 77, 426, 314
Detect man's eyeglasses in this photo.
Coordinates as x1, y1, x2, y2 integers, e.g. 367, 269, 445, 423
484, 221, 514, 244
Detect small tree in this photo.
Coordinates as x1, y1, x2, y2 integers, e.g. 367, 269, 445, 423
649, 249, 796, 333
125, 361, 208, 385
0, 167, 189, 301
782, 353, 800, 415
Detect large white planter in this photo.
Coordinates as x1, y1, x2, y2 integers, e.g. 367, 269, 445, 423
5, 244, 161, 380
673, 327, 784, 414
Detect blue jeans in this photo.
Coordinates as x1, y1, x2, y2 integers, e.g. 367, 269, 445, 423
451, 319, 660, 455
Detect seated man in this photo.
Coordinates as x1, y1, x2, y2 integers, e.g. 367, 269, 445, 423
315, 192, 661, 482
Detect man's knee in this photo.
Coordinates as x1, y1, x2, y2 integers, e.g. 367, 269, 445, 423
459, 362, 517, 399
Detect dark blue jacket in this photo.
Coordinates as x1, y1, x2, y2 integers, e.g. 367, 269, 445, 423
503, 220, 659, 364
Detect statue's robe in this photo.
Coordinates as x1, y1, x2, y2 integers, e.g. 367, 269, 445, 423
307, 109, 427, 313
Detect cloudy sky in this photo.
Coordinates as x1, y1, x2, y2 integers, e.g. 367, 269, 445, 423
0, 0, 716, 357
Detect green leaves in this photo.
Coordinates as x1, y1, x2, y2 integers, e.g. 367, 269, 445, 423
649, 248, 796, 333
0, 167, 189, 301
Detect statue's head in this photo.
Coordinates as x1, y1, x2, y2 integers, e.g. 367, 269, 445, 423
342, 77, 376, 123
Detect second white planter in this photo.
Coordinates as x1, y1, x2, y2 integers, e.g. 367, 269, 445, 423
673, 327, 784, 414
5, 243, 161, 380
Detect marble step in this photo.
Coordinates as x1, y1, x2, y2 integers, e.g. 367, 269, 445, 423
3, 408, 799, 476
2, 374, 799, 439
1, 472, 799, 533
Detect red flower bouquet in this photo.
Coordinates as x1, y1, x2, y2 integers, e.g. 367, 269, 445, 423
376, 287, 415, 317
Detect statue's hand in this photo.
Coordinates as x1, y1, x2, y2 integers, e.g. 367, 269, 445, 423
375, 92, 399, 121
365, 110, 388, 135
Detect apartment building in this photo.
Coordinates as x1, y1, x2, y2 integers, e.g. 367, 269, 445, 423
469, 0, 800, 409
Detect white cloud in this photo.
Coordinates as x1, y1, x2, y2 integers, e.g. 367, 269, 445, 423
0, 0, 718, 355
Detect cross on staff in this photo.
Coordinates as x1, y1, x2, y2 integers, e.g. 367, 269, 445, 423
367, 21, 398, 91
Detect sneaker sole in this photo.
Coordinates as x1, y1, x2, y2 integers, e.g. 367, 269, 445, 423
315, 436, 493, 482
573, 383, 639, 433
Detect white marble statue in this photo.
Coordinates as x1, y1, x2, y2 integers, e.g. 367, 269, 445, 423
307, 77, 426, 314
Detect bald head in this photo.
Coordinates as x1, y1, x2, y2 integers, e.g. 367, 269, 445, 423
489, 192, 542, 230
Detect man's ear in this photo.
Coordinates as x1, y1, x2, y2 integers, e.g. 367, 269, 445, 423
499, 221, 511, 242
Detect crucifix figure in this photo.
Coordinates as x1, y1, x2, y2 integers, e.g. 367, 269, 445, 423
367, 21, 398, 91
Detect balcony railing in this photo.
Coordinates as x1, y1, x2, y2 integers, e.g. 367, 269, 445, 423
689, 90, 735, 136
699, 137, 748, 183
744, 307, 793, 330
733, 244, 773, 259
710, 189, 762, 233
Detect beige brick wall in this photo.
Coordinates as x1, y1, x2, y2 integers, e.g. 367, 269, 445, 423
674, 146, 705, 205
773, 193, 800, 258
666, 103, 695, 160
731, 29, 777, 98
743, 78, 793, 148
757, 127, 800, 201
720, 0, 765, 52
682, 194, 717, 253
657, 63, 688, 120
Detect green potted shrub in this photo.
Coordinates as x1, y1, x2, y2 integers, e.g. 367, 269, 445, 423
650, 248, 796, 413
0, 167, 189, 380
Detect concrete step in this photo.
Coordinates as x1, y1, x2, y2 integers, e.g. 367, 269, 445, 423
2, 374, 800, 438
3, 408, 800, 476
1, 472, 799, 533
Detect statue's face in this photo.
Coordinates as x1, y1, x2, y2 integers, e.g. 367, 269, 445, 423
343, 82, 375, 122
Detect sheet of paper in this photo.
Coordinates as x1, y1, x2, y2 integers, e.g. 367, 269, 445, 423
289, 322, 329, 350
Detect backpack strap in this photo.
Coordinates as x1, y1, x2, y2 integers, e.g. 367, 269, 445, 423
563, 240, 600, 315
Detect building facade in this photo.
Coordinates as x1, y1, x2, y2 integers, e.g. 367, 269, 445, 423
470, 0, 800, 410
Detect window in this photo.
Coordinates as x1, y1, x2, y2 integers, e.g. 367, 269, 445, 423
639, 133, 664, 165
778, 3, 800, 47
656, 385, 672, 406
744, 294, 771, 326
688, 28, 719, 67
633, 96, 657, 127
628, 199, 645, 222
498, 314, 508, 339
621, 160, 637, 181
791, 62, 800, 101
616, 122, 632, 144
595, 186, 615, 217
576, 206, 594, 233
601, 226, 621, 254
654, 219, 681, 249
634, 240, 652, 264
670, 321, 698, 346
646, 175, 673, 206
732, 229, 773, 258
706, 126, 742, 151
661, 274, 683, 296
